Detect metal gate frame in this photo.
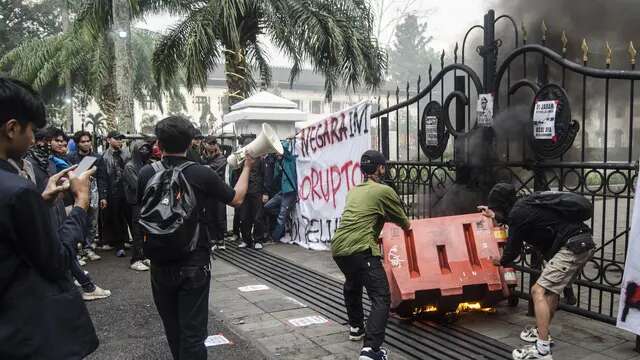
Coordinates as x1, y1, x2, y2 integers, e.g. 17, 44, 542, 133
370, 9, 639, 324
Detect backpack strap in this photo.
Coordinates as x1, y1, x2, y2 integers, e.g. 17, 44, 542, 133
151, 161, 165, 173
175, 161, 197, 172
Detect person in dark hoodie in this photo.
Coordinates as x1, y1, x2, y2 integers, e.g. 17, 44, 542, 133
124, 140, 153, 271
0, 77, 98, 359
237, 136, 265, 250
203, 136, 228, 250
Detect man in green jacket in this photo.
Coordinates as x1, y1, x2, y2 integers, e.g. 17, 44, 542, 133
332, 150, 411, 360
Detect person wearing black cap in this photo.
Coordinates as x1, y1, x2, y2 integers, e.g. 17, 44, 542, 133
331, 149, 411, 360
187, 128, 204, 163
481, 183, 595, 360
97, 130, 131, 257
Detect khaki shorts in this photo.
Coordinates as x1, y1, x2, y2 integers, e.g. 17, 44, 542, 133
536, 247, 594, 295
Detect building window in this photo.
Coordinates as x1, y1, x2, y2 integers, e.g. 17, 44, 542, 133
194, 96, 210, 111
292, 99, 302, 110
331, 102, 342, 113
311, 100, 323, 114
141, 97, 156, 111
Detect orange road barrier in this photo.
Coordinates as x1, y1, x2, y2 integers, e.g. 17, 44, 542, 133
379, 213, 518, 318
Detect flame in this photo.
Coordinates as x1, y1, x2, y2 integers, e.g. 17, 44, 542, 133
412, 302, 496, 316
413, 304, 439, 316
456, 302, 496, 314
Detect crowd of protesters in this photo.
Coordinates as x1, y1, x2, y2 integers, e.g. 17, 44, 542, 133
0, 77, 300, 359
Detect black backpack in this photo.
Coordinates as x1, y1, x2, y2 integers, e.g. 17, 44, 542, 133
523, 191, 593, 222
139, 161, 200, 263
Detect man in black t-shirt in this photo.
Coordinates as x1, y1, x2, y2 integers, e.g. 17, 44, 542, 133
138, 116, 254, 360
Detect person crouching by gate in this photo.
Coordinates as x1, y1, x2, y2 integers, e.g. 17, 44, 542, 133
481, 183, 595, 360
331, 150, 411, 360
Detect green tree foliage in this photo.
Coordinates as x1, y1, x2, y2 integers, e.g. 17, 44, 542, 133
0, 0, 62, 57
388, 14, 438, 84
152, 0, 387, 104
0, 26, 183, 130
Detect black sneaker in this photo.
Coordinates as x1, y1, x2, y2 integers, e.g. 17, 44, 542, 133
359, 347, 388, 360
349, 326, 365, 341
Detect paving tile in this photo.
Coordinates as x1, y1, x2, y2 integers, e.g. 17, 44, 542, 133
270, 307, 322, 321
321, 340, 363, 356
601, 341, 640, 360
254, 297, 308, 313
257, 332, 329, 358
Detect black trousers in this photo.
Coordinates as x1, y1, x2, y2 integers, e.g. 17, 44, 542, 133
151, 264, 211, 360
102, 196, 131, 250
239, 193, 264, 245
206, 199, 227, 243
334, 250, 390, 351
129, 204, 145, 263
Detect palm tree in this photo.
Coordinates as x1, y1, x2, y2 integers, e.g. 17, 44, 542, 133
139, 113, 159, 132
85, 112, 108, 135
0, 26, 183, 129
152, 0, 386, 104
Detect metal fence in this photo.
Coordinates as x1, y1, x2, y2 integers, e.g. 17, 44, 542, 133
370, 10, 639, 324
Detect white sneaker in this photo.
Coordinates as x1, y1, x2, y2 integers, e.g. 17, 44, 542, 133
520, 326, 553, 345
512, 344, 552, 360
86, 250, 101, 261
238, 242, 248, 248
130, 261, 150, 271
82, 286, 112, 301
142, 259, 151, 267
254, 243, 263, 250
349, 326, 365, 341
124, 242, 132, 249
218, 243, 226, 250
74, 279, 80, 287
98, 245, 114, 251
78, 258, 87, 266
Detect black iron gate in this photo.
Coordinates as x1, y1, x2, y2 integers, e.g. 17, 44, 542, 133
370, 10, 639, 324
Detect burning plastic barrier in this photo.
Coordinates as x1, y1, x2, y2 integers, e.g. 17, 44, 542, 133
379, 213, 518, 318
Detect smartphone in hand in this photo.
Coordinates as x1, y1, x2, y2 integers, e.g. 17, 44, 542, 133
74, 156, 97, 176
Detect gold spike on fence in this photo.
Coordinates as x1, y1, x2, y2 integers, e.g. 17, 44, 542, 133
561, 31, 568, 55
629, 41, 637, 65
541, 20, 548, 42
581, 39, 589, 63
605, 41, 612, 66
521, 21, 527, 43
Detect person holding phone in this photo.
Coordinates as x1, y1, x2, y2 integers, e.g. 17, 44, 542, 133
331, 150, 411, 360
0, 77, 99, 359
68, 130, 102, 262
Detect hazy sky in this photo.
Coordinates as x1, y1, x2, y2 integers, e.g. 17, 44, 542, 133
135, 0, 500, 67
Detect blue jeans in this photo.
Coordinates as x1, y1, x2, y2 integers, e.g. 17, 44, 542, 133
264, 192, 296, 240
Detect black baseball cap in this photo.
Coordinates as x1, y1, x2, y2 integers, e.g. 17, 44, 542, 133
360, 150, 386, 175
107, 130, 125, 140
205, 135, 218, 145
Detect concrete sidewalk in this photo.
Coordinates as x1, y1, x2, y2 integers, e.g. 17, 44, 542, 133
211, 242, 640, 360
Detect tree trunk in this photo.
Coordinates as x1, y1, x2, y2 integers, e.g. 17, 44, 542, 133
62, 0, 74, 132
112, 0, 135, 133
224, 47, 250, 112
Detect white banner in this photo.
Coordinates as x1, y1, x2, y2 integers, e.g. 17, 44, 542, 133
617, 166, 640, 334
282, 101, 372, 250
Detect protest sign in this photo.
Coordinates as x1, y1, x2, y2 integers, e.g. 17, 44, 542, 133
616, 167, 640, 334
283, 101, 372, 250
477, 94, 493, 127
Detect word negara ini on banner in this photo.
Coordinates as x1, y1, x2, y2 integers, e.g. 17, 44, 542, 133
283, 101, 372, 251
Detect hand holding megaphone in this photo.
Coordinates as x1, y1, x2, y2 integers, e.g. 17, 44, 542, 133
228, 123, 284, 169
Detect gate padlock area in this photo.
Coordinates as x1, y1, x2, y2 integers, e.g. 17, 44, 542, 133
379, 213, 518, 318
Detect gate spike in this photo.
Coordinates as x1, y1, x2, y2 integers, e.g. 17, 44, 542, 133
440, 50, 445, 68
417, 75, 422, 89
521, 21, 527, 44
454, 42, 459, 63
581, 38, 589, 63
561, 31, 568, 55
605, 41, 612, 66
541, 20, 548, 42
406, 81, 410, 95
428, 64, 433, 81
629, 41, 637, 65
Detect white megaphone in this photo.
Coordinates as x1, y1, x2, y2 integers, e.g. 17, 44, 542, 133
227, 123, 284, 169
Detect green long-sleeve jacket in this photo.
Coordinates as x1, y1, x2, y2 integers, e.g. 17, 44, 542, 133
331, 179, 410, 257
